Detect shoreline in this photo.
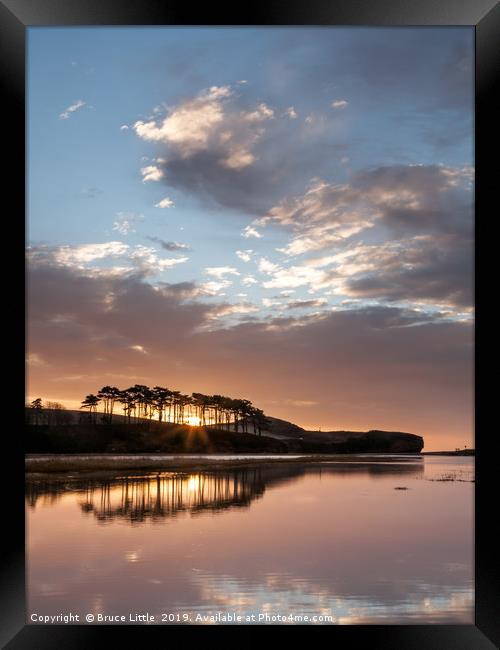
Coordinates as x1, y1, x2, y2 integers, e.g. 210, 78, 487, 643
421, 450, 474, 456
25, 452, 425, 474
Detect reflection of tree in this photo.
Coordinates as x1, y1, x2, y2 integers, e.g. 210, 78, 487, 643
26, 469, 268, 522
25, 460, 423, 522
81, 470, 269, 523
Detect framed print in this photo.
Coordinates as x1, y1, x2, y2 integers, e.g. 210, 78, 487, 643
2, 0, 499, 647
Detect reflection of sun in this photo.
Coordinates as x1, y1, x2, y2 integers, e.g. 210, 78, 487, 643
187, 476, 200, 492
186, 416, 201, 426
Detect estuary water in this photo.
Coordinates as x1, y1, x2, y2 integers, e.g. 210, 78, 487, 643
26, 455, 474, 625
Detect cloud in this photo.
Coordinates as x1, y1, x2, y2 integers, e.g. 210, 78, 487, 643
127, 30, 472, 219
129, 246, 189, 274
141, 165, 164, 182
134, 86, 232, 151
207, 302, 260, 321
27, 264, 217, 367
112, 212, 144, 236
236, 250, 253, 262
133, 85, 274, 173
26, 352, 46, 367
28, 241, 188, 279
205, 266, 240, 279
261, 264, 328, 290
112, 221, 134, 236
59, 99, 86, 120
154, 197, 175, 208
242, 103, 274, 122
199, 280, 233, 296
258, 257, 279, 274
51, 241, 130, 266
146, 237, 190, 252
132, 84, 326, 213
27, 257, 473, 444
274, 28, 473, 112
337, 237, 473, 308
129, 344, 148, 354
255, 164, 473, 309
242, 275, 258, 286
242, 225, 263, 239
120, 124, 129, 131
284, 299, 328, 310
331, 99, 348, 109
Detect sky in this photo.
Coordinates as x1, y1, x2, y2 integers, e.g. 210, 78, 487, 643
27, 27, 474, 450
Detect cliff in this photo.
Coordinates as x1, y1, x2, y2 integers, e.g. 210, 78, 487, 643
259, 417, 424, 453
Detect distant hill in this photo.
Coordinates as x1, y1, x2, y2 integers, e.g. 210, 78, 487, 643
255, 417, 423, 453
26, 410, 424, 454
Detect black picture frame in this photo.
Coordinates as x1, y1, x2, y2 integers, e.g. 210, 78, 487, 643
3, 0, 498, 646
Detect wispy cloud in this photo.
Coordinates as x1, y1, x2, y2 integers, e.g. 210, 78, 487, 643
200, 279, 233, 296
154, 197, 175, 208
205, 266, 240, 279
242, 225, 263, 239
331, 99, 348, 109
112, 212, 144, 236
284, 299, 328, 310
129, 344, 148, 354
59, 99, 86, 120
28, 241, 189, 278
236, 250, 253, 262
147, 236, 190, 252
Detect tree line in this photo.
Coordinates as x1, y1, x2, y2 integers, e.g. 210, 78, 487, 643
28, 386, 271, 435
26, 398, 73, 426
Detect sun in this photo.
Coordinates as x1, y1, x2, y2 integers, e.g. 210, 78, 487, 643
186, 416, 201, 427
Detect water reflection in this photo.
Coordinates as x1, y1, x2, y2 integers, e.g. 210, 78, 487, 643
188, 570, 473, 624
26, 461, 423, 523
26, 457, 473, 625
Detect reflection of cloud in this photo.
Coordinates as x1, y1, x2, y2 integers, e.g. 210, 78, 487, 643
188, 571, 473, 624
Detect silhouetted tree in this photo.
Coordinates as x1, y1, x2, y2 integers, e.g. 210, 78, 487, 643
80, 394, 100, 423
29, 398, 43, 425
45, 401, 72, 425
152, 386, 171, 423
77, 384, 269, 435
97, 386, 121, 423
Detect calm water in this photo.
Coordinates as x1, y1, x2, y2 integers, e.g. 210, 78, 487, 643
26, 456, 474, 625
